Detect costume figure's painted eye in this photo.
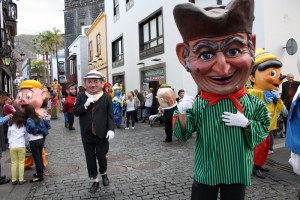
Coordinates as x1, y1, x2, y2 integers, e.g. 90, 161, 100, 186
226, 48, 240, 57
26, 92, 33, 100
271, 70, 277, 78
17, 92, 22, 99
199, 52, 213, 61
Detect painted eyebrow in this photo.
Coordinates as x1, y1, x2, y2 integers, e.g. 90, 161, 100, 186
220, 37, 247, 51
192, 41, 218, 53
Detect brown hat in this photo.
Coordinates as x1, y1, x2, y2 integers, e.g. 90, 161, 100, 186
173, 0, 254, 42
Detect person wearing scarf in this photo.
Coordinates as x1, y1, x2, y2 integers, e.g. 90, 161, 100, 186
248, 48, 286, 179
74, 70, 115, 193
172, 1, 270, 199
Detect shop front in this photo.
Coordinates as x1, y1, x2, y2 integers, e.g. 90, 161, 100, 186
140, 64, 166, 114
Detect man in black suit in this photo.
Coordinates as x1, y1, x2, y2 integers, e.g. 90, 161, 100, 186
281, 73, 300, 136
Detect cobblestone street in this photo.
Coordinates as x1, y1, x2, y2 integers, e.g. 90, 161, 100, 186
1, 112, 300, 199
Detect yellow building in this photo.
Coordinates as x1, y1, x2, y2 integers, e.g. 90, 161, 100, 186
86, 12, 108, 81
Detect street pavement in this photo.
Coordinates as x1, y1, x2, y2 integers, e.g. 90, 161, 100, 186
1, 112, 300, 200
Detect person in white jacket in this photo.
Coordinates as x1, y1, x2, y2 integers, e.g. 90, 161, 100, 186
7, 111, 29, 185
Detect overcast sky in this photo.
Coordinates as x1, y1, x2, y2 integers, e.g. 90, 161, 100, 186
15, 0, 65, 35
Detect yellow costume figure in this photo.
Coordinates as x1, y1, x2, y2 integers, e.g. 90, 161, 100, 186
248, 48, 286, 179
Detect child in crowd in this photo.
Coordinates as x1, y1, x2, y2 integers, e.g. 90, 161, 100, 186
7, 111, 28, 185
25, 105, 50, 182
50, 92, 58, 119
125, 92, 135, 130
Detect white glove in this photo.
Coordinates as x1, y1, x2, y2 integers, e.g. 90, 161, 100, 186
177, 89, 195, 114
106, 130, 114, 141
84, 97, 96, 107
271, 90, 280, 99
62, 98, 65, 103
222, 111, 249, 128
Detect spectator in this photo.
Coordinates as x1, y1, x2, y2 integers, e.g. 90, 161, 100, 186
176, 89, 185, 103
63, 82, 76, 131
125, 92, 135, 130
0, 90, 13, 185
142, 88, 153, 123
50, 92, 58, 119
134, 89, 144, 121
3, 94, 16, 145
281, 73, 300, 137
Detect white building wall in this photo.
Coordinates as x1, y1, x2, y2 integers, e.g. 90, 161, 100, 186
106, 0, 300, 95
51, 49, 65, 82
69, 36, 89, 86
105, 0, 198, 97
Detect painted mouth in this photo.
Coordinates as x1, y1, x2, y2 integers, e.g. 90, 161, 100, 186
20, 104, 28, 110
273, 84, 279, 88
210, 72, 235, 82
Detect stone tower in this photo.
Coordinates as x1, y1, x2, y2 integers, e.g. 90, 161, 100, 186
64, 0, 104, 81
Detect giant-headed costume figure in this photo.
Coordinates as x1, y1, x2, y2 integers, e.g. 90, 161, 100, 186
172, 0, 270, 199
248, 48, 285, 179
13, 80, 48, 169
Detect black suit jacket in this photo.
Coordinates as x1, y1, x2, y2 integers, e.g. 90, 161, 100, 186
281, 81, 300, 109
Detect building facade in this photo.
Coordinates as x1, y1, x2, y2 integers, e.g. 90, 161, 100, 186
0, 0, 18, 96
64, 0, 104, 81
68, 35, 89, 87
105, 0, 300, 109
51, 49, 66, 83
86, 12, 108, 81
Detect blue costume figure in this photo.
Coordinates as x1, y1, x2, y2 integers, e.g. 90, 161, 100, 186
285, 86, 300, 175
112, 84, 123, 128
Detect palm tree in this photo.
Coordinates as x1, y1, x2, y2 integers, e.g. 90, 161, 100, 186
51, 28, 64, 84
30, 60, 45, 83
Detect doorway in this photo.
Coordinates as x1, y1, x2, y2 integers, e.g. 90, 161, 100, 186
149, 80, 163, 115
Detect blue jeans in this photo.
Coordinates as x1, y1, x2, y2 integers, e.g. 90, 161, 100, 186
64, 112, 69, 127
30, 139, 44, 177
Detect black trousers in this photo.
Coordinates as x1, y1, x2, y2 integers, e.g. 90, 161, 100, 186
68, 112, 74, 129
126, 110, 135, 128
191, 180, 246, 200
165, 121, 173, 142
81, 131, 109, 178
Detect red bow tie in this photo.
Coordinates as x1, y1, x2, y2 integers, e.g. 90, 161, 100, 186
200, 86, 246, 113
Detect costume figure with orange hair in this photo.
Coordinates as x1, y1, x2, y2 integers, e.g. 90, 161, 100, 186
248, 48, 286, 179
103, 82, 112, 96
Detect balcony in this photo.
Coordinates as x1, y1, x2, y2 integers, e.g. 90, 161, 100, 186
3, 2, 18, 36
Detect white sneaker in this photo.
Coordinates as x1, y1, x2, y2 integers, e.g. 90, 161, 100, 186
132, 127, 134, 130
268, 150, 274, 155
125, 127, 129, 130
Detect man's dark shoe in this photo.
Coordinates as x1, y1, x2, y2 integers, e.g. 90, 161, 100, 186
69, 127, 75, 131
89, 182, 99, 193
253, 168, 266, 179
102, 174, 109, 186
0, 175, 6, 180
259, 166, 270, 172
0, 178, 10, 185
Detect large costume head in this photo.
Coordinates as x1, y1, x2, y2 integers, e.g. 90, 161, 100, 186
249, 48, 286, 91
157, 84, 177, 109
112, 83, 122, 98
103, 82, 112, 96
83, 70, 104, 95
174, 0, 255, 95
14, 80, 46, 117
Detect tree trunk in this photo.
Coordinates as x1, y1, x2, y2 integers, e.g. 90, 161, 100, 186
46, 52, 50, 86
43, 54, 46, 85
55, 44, 60, 84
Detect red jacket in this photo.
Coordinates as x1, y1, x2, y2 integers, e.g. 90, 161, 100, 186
63, 96, 76, 113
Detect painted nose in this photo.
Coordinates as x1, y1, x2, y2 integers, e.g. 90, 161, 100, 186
212, 53, 231, 76
279, 75, 286, 81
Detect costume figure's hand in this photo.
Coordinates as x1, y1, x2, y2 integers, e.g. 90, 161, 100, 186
84, 97, 96, 107
177, 89, 195, 114
106, 130, 115, 141
271, 90, 280, 99
222, 111, 249, 128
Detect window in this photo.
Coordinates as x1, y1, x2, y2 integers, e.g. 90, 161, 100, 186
126, 0, 134, 11
217, 0, 222, 5
96, 33, 101, 56
88, 41, 93, 62
112, 36, 124, 67
58, 61, 65, 73
113, 0, 120, 21
139, 8, 164, 59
